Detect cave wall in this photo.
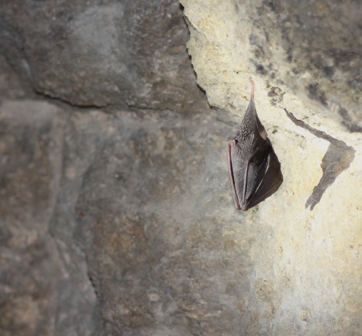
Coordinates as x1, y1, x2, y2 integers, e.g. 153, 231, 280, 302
1, 1, 362, 335
181, 0, 362, 334
0, 0, 207, 112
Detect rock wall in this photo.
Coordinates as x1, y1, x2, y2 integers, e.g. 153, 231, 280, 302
1, 0, 362, 336
0, 0, 207, 112
181, 0, 362, 334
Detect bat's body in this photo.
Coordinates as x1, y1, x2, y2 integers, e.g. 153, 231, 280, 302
228, 79, 283, 210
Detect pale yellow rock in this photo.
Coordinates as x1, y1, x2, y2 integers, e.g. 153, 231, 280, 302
181, 0, 362, 334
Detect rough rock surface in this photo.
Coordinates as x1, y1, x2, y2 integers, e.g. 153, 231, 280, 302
1, 0, 362, 336
180, 0, 362, 334
182, 0, 362, 130
0, 102, 97, 336
0, 100, 233, 335
0, 0, 207, 112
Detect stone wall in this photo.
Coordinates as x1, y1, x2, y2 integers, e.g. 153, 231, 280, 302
1, 1, 362, 335
181, 0, 362, 334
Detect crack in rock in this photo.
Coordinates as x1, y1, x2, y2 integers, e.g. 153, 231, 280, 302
284, 109, 355, 210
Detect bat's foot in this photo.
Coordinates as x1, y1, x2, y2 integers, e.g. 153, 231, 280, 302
249, 77, 255, 97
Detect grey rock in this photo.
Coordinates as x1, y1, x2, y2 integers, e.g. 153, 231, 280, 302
0, 100, 238, 335
0, 0, 208, 113
0, 101, 96, 336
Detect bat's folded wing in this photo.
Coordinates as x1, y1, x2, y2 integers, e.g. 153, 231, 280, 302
243, 146, 283, 210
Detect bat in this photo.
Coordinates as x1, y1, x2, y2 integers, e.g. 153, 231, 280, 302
228, 78, 283, 210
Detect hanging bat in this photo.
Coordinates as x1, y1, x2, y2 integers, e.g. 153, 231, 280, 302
228, 78, 283, 210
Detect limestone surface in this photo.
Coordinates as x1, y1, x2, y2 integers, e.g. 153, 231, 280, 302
180, 0, 362, 334
1, 0, 362, 335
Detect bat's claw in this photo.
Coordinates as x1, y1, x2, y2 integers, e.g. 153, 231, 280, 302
249, 77, 255, 97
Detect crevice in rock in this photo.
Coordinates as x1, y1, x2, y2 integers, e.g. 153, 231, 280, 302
33, 88, 199, 117
33, 88, 121, 110
284, 108, 355, 210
